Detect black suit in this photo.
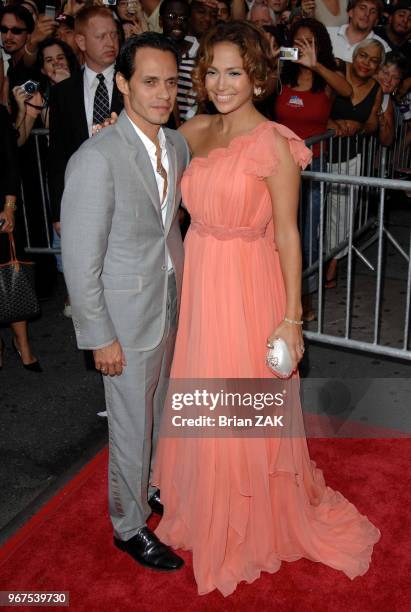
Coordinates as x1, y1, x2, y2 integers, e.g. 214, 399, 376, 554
48, 68, 123, 222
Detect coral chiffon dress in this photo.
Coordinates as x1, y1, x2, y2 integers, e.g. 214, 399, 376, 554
153, 121, 380, 596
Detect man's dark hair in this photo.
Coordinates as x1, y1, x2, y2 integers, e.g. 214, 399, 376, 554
0, 4, 35, 34
159, 0, 190, 17
116, 32, 179, 81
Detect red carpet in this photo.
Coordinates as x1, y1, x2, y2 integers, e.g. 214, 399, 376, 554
0, 439, 410, 611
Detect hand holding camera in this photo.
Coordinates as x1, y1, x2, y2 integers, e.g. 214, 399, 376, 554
294, 36, 317, 69
13, 85, 31, 111
29, 14, 58, 48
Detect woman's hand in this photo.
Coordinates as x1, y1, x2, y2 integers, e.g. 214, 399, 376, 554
29, 15, 57, 48
267, 320, 305, 373
327, 118, 361, 137
64, 0, 87, 17
0, 209, 15, 233
53, 67, 71, 84
122, 20, 146, 39
92, 112, 119, 135
295, 36, 317, 70
12, 85, 28, 111
342, 119, 362, 136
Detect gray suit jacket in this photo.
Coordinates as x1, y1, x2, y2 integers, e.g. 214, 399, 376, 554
61, 110, 190, 351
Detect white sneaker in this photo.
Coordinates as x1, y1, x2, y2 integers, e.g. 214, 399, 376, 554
97, 410, 107, 418
63, 303, 72, 318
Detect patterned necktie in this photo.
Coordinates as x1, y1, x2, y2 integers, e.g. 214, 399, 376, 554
93, 73, 110, 126
155, 141, 168, 204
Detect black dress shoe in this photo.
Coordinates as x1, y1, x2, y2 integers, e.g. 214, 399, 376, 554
148, 489, 163, 516
114, 527, 184, 572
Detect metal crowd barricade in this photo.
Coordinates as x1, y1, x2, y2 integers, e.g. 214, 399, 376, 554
386, 109, 411, 179
302, 128, 410, 360
20, 128, 60, 255
300, 170, 411, 361
303, 129, 409, 272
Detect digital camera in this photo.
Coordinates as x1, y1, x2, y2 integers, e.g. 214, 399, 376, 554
20, 80, 40, 96
279, 47, 299, 61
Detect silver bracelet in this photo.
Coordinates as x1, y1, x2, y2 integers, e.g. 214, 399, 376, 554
284, 317, 303, 326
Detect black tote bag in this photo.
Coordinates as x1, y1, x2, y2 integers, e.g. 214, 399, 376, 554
0, 233, 40, 324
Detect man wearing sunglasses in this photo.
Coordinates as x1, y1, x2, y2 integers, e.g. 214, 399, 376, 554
0, 5, 37, 113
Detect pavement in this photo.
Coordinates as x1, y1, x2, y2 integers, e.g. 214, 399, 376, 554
0, 276, 107, 542
0, 192, 410, 546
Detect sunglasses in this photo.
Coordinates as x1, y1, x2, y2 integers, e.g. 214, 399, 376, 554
0, 25, 28, 35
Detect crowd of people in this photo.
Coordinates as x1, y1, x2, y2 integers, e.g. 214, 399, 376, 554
0, 0, 410, 354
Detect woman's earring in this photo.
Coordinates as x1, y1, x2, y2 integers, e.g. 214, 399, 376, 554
254, 86, 262, 97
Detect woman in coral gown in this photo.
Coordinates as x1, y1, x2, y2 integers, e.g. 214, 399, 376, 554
152, 21, 380, 596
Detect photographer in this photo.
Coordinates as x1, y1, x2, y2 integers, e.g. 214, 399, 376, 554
13, 37, 80, 145
21, 3, 58, 68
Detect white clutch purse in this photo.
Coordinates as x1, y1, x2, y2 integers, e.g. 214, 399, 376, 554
266, 337, 294, 379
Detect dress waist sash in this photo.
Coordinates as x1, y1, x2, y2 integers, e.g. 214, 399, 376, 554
190, 221, 266, 242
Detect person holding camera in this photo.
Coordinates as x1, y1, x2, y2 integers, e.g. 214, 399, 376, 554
18, 0, 59, 68
274, 18, 352, 319
13, 37, 80, 145
0, 104, 42, 372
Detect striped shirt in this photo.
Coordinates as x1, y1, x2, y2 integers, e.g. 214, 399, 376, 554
177, 36, 199, 122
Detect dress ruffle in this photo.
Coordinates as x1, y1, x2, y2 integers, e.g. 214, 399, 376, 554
244, 121, 313, 179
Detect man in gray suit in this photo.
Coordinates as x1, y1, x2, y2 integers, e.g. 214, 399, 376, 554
61, 33, 190, 571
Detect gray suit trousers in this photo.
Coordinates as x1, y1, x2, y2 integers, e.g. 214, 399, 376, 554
103, 272, 177, 540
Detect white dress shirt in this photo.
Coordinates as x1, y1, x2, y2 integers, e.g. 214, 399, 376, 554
327, 24, 391, 62
84, 63, 115, 136
126, 113, 173, 271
